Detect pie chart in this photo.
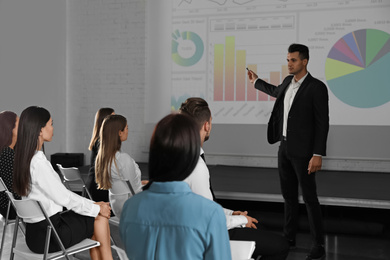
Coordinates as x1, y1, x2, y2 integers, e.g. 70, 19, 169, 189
172, 30, 204, 67
325, 29, 390, 108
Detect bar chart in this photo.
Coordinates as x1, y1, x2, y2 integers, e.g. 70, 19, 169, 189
213, 35, 289, 102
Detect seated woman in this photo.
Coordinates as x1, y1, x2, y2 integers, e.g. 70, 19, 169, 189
13, 106, 113, 259
87, 107, 115, 202
119, 113, 232, 260
95, 114, 144, 217
0, 111, 20, 219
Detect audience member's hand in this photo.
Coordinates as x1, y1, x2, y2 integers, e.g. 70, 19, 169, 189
233, 211, 248, 216
247, 70, 258, 83
95, 202, 111, 219
141, 180, 149, 186
244, 215, 258, 229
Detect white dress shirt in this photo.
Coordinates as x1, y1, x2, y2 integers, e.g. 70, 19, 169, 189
283, 73, 308, 137
25, 151, 100, 223
184, 148, 247, 230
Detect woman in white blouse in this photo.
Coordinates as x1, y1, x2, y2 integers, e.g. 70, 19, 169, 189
13, 106, 113, 260
95, 114, 146, 217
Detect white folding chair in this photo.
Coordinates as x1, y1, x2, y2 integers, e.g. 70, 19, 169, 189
109, 177, 135, 224
56, 164, 92, 199
0, 177, 25, 257
107, 177, 135, 260
5, 190, 100, 260
230, 240, 256, 260
56, 164, 121, 252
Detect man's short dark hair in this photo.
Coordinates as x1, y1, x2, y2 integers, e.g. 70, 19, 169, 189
179, 97, 211, 130
288, 43, 309, 61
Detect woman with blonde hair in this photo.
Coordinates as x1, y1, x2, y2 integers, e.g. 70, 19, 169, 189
87, 107, 115, 202
13, 106, 113, 259
95, 114, 144, 217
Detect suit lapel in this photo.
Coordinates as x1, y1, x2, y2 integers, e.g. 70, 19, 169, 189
275, 75, 293, 109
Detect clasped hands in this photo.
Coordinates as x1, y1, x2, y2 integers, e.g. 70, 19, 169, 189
233, 210, 258, 229
95, 201, 111, 219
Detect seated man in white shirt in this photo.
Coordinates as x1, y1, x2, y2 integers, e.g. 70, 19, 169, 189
181, 97, 289, 260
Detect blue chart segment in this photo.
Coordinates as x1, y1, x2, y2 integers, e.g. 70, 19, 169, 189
325, 29, 390, 108
172, 30, 204, 66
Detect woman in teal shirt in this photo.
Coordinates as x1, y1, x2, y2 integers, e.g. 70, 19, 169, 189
120, 113, 231, 260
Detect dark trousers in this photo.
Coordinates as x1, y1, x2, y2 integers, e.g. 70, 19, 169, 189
229, 227, 289, 260
278, 140, 324, 245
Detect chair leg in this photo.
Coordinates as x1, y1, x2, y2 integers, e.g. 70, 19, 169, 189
110, 235, 117, 246
0, 201, 12, 256
10, 216, 20, 260
43, 226, 51, 260
0, 218, 8, 256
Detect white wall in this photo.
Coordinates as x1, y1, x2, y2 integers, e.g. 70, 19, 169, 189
0, 0, 67, 157
1, 0, 388, 172
67, 0, 148, 164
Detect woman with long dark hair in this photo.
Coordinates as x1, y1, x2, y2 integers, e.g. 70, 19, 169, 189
120, 113, 231, 260
0, 111, 20, 219
13, 106, 113, 259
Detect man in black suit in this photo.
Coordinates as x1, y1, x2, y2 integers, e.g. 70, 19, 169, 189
248, 44, 329, 260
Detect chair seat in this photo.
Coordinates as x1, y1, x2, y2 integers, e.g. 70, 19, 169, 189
230, 240, 256, 260
13, 239, 100, 260
109, 216, 120, 226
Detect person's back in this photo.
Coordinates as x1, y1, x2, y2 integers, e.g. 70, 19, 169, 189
119, 113, 231, 260
108, 151, 142, 217
120, 181, 230, 260
0, 111, 20, 219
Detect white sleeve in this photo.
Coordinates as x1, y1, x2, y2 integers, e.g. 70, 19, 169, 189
31, 158, 100, 217
184, 159, 213, 201
224, 211, 248, 230
119, 153, 143, 194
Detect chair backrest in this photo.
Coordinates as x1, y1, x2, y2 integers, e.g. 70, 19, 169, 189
56, 164, 92, 199
110, 177, 135, 196
5, 191, 44, 220
56, 164, 82, 182
0, 177, 7, 192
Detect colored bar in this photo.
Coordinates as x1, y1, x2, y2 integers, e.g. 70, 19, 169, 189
258, 78, 269, 101
247, 64, 257, 101
236, 50, 246, 101
214, 44, 224, 101
270, 71, 280, 101
225, 36, 235, 101
282, 65, 288, 79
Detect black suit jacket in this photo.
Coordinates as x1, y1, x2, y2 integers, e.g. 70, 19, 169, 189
255, 73, 329, 158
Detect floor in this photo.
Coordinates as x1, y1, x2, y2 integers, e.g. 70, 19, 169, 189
0, 215, 123, 260
1, 215, 390, 260
209, 165, 390, 209
2, 164, 389, 259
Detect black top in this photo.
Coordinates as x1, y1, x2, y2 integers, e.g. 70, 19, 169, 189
89, 139, 100, 174
86, 139, 109, 202
0, 147, 21, 219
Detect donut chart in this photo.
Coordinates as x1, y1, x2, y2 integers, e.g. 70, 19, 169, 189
325, 29, 390, 108
172, 30, 204, 67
